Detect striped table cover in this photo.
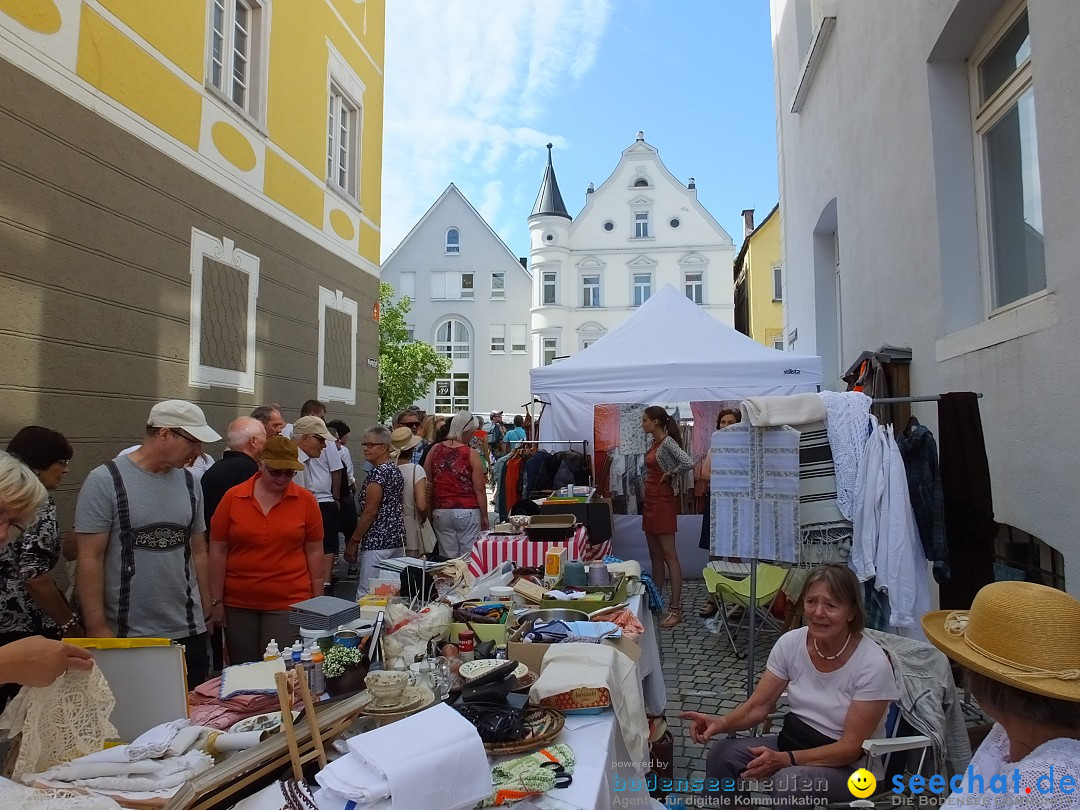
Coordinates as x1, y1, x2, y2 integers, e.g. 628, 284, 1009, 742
467, 526, 612, 577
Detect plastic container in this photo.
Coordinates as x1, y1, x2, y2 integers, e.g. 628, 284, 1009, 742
458, 629, 476, 662
263, 639, 281, 662
488, 586, 514, 605
311, 646, 325, 695
300, 649, 314, 692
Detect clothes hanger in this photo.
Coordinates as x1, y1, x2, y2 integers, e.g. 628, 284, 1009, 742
903, 414, 921, 436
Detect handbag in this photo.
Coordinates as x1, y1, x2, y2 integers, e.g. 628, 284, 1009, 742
412, 464, 439, 554
776, 712, 838, 752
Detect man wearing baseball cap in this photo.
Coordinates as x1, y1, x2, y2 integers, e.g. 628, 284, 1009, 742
75, 400, 222, 686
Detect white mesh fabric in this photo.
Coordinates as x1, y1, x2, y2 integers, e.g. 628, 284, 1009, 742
12, 665, 117, 780
0, 779, 122, 810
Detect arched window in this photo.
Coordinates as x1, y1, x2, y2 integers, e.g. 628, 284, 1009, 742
435, 319, 470, 359
445, 227, 460, 254
633, 178, 649, 188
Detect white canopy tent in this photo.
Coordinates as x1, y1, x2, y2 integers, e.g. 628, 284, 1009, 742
529, 284, 823, 579
531, 284, 823, 443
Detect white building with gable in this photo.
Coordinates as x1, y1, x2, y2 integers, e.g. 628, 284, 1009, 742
380, 184, 532, 416
528, 133, 736, 366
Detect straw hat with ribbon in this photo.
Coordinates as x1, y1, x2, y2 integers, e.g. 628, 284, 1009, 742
922, 580, 1080, 702
390, 426, 421, 455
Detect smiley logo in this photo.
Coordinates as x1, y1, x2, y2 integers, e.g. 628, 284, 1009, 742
847, 768, 876, 798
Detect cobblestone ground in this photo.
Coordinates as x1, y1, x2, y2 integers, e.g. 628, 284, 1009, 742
657, 578, 780, 803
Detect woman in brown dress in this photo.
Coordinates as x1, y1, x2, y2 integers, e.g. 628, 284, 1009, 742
641, 405, 694, 628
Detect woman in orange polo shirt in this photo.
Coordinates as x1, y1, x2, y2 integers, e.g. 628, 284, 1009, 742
207, 436, 323, 664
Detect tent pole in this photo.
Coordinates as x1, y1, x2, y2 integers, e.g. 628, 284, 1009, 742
746, 561, 757, 701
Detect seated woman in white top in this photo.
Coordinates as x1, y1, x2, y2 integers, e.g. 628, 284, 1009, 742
681, 564, 899, 805
923, 581, 1080, 809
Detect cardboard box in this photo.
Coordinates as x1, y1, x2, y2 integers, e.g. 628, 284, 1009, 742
505, 620, 641, 674
537, 575, 629, 611
448, 610, 511, 644
526, 514, 576, 542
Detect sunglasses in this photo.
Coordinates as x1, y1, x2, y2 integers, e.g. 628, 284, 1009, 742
401, 422, 421, 429
266, 468, 298, 478
169, 429, 200, 445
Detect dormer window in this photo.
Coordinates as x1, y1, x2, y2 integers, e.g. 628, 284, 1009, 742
445, 227, 460, 254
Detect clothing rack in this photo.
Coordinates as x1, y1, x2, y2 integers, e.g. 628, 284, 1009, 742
871, 393, 983, 405
512, 440, 591, 487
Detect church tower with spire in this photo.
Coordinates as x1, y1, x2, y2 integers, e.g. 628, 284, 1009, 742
529, 143, 573, 367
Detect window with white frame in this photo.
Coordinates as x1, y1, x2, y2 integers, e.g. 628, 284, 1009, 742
327, 83, 361, 199
510, 324, 527, 354
633, 272, 652, 306
973, 7, 1044, 310
773, 336, 785, 351
317, 287, 358, 404
490, 272, 505, 299
684, 271, 703, 304
405, 325, 415, 341
541, 337, 558, 366
434, 373, 470, 413
208, 0, 267, 119
773, 264, 784, 301
578, 323, 605, 351
582, 274, 601, 308
490, 324, 506, 354
445, 227, 460, 254
430, 272, 474, 301
435, 319, 471, 359
541, 270, 557, 305
188, 228, 259, 392
634, 211, 650, 239
399, 271, 415, 301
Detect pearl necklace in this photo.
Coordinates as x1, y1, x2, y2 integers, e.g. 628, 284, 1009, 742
813, 633, 852, 661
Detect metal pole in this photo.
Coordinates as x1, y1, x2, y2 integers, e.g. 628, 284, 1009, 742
746, 561, 757, 701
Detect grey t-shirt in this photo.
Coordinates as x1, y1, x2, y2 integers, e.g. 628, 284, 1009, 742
75, 455, 207, 639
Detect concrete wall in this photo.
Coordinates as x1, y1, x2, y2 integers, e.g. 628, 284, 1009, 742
771, 0, 1080, 587
380, 186, 533, 414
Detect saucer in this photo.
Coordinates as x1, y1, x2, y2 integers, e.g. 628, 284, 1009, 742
459, 659, 528, 682
358, 685, 428, 715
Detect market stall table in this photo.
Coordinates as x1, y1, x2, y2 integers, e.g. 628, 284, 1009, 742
467, 525, 611, 577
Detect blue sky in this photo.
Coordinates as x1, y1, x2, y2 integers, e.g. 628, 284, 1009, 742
381, 1, 778, 262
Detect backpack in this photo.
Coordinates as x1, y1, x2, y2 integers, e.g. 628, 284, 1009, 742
486, 421, 504, 447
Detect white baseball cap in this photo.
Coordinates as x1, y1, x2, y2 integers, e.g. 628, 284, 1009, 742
147, 400, 222, 443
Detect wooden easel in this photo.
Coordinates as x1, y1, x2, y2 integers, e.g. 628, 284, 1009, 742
275, 670, 327, 781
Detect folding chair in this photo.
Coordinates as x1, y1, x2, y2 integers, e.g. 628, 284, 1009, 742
702, 563, 788, 657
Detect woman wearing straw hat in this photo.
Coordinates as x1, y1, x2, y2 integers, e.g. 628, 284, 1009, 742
390, 426, 431, 558
923, 581, 1080, 807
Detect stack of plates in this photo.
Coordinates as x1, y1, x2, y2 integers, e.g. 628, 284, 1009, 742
289, 595, 361, 629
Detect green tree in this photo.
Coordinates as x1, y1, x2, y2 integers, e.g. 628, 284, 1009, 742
378, 282, 450, 422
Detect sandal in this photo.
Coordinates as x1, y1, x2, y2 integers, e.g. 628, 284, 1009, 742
698, 600, 718, 618
659, 607, 684, 629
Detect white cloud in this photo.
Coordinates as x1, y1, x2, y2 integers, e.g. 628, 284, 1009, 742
381, 0, 612, 260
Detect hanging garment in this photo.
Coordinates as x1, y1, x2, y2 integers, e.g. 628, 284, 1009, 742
937, 393, 996, 609
797, 421, 850, 531
503, 454, 525, 516
818, 390, 872, 521
896, 422, 950, 584
710, 423, 800, 563
851, 421, 931, 632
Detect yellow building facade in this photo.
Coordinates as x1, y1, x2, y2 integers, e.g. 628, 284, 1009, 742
733, 205, 784, 349
0, 0, 385, 514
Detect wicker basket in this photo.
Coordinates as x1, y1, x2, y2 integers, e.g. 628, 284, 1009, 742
482, 707, 566, 756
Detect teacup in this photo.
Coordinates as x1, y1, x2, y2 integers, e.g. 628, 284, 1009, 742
365, 670, 409, 707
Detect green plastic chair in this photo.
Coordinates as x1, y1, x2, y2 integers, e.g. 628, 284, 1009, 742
702, 563, 788, 657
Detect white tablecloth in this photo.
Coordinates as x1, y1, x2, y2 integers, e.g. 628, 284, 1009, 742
552, 714, 663, 810
628, 592, 667, 716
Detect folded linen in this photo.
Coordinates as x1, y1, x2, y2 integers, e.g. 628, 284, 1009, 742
28, 750, 213, 792
126, 720, 192, 761
741, 394, 827, 427
313, 785, 392, 810
315, 753, 391, 803
345, 703, 491, 810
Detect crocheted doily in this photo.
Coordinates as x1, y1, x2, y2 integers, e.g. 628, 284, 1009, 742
0, 779, 122, 810
12, 666, 117, 780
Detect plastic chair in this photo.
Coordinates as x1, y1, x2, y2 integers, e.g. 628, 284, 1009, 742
702, 563, 788, 657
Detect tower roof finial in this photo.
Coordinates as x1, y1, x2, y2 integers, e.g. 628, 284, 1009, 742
530, 142, 570, 220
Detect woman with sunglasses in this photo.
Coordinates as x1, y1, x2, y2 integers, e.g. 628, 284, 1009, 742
0, 428, 82, 661
0, 452, 92, 689
207, 436, 324, 663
